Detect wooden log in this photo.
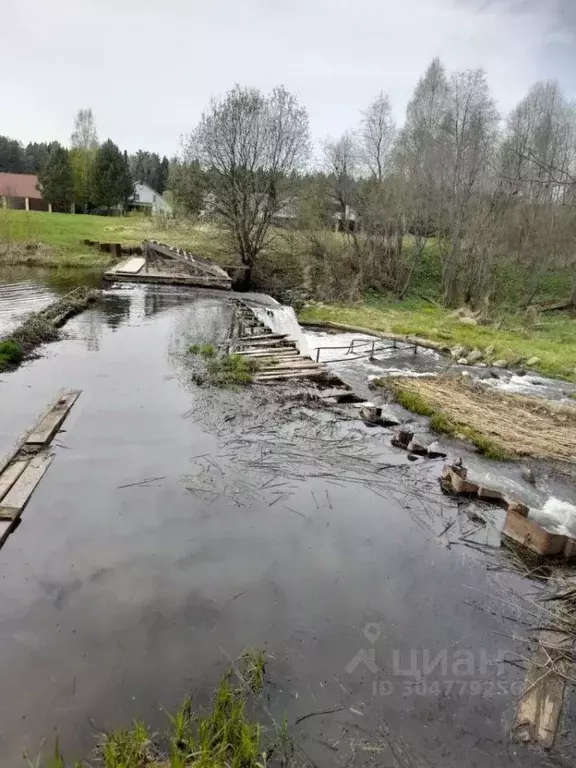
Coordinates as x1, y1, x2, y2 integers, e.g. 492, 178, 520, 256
0, 453, 54, 520
25, 390, 81, 447
0, 459, 29, 503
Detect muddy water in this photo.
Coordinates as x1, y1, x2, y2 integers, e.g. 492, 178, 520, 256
0, 266, 103, 336
0, 284, 573, 766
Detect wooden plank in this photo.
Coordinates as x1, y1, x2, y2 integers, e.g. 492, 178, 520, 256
238, 348, 300, 357
0, 520, 13, 547
0, 453, 54, 520
257, 361, 323, 372
0, 459, 29, 502
0, 389, 80, 478
236, 333, 288, 342
113, 257, 145, 274
25, 390, 81, 446
514, 630, 570, 749
255, 370, 326, 382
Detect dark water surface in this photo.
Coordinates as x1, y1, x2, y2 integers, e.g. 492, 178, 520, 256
0, 282, 573, 766
0, 266, 103, 336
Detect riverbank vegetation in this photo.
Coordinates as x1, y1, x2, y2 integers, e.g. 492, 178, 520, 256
0, 287, 99, 372
299, 298, 576, 381
34, 650, 274, 768
378, 376, 576, 463
188, 345, 256, 387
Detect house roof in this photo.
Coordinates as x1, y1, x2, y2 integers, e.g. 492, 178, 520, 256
0, 173, 42, 199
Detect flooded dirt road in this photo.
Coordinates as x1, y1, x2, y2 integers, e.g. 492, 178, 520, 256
0, 284, 573, 766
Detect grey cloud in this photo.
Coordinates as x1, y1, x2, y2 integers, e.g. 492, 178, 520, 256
0, 0, 574, 156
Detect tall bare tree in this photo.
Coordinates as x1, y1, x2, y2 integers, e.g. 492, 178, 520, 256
361, 92, 396, 183
187, 85, 310, 286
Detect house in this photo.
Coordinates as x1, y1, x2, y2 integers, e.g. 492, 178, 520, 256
130, 181, 173, 216
0, 172, 51, 212
333, 205, 359, 233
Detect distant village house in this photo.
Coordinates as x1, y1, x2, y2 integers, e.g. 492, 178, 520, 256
0, 172, 52, 212
129, 181, 173, 216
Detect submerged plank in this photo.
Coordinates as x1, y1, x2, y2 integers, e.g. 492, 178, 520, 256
25, 390, 81, 446
0, 453, 54, 520
0, 459, 29, 502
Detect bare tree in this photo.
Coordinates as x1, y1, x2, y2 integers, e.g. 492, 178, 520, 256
188, 85, 310, 286
71, 108, 98, 151
361, 92, 396, 183
323, 132, 359, 228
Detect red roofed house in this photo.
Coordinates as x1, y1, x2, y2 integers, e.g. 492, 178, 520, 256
0, 172, 51, 212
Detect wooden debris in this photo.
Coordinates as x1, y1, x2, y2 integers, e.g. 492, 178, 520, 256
0, 390, 81, 549
0, 454, 53, 520
0, 459, 29, 502
514, 630, 571, 749
25, 390, 81, 446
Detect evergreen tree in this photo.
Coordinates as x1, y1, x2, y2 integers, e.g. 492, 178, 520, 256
37, 144, 74, 207
0, 136, 26, 172
158, 156, 170, 194
91, 140, 133, 210
25, 142, 57, 174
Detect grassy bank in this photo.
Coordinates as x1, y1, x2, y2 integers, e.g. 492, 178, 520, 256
0, 210, 233, 269
34, 650, 277, 768
299, 298, 576, 382
378, 376, 576, 463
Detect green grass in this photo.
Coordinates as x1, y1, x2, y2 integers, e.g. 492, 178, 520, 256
33, 651, 274, 768
0, 209, 234, 269
0, 339, 23, 368
189, 343, 216, 359
300, 298, 576, 382
188, 348, 257, 388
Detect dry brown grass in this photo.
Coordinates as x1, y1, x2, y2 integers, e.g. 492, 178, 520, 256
389, 376, 576, 463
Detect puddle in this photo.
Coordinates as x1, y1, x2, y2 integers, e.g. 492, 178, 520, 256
0, 283, 573, 766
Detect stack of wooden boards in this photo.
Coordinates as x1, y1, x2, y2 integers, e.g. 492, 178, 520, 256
231, 302, 338, 384
0, 390, 80, 549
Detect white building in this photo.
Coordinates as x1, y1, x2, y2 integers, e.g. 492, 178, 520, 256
131, 182, 173, 216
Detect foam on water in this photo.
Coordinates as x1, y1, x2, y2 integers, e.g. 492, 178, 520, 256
529, 497, 576, 538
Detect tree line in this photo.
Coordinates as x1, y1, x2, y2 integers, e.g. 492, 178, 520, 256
0, 109, 171, 212
175, 59, 576, 305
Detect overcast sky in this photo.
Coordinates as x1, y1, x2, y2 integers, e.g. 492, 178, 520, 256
2, 0, 575, 157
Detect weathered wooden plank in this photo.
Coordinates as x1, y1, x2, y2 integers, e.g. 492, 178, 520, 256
25, 390, 81, 446
514, 630, 570, 749
236, 333, 288, 342
112, 257, 145, 274
0, 459, 29, 502
255, 370, 326, 382
0, 520, 13, 547
0, 453, 54, 520
238, 349, 300, 357
257, 361, 323, 372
